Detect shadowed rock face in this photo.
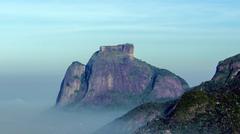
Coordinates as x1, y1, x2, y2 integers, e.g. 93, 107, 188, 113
56, 44, 189, 108
212, 54, 240, 83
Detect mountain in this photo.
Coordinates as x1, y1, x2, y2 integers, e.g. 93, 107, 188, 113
136, 54, 240, 134
56, 44, 189, 108
97, 53, 240, 134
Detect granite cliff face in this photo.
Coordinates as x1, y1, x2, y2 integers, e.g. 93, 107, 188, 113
56, 44, 189, 108
56, 62, 87, 107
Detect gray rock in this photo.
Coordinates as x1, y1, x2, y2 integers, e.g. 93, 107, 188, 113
212, 54, 240, 83
56, 61, 86, 107
56, 44, 189, 108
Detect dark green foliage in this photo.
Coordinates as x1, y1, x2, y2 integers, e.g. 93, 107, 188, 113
136, 74, 240, 134
172, 90, 215, 122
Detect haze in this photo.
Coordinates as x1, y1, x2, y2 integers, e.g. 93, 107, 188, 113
0, 0, 240, 134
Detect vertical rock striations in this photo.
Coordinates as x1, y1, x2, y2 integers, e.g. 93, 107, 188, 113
56, 62, 86, 107
56, 44, 189, 108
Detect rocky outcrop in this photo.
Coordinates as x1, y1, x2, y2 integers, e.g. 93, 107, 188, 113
56, 62, 87, 107
212, 54, 240, 83
56, 44, 189, 108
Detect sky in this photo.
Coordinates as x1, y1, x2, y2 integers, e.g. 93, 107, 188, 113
0, 0, 240, 103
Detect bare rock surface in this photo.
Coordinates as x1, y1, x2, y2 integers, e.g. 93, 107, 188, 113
212, 53, 240, 83
56, 44, 189, 108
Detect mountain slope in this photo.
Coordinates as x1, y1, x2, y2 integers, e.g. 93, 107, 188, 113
136, 54, 240, 134
95, 101, 176, 134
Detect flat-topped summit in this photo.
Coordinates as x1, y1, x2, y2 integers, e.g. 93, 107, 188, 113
56, 44, 189, 108
100, 43, 134, 57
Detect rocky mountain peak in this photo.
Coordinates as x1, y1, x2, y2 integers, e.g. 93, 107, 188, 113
56, 44, 189, 108
212, 53, 240, 83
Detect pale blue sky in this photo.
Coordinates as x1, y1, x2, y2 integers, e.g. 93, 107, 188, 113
0, 0, 240, 102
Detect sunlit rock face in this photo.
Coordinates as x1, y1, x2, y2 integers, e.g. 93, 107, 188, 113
212, 54, 240, 83
56, 62, 87, 107
56, 44, 189, 108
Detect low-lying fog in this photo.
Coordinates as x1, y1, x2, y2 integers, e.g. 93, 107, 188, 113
0, 75, 127, 134
0, 101, 126, 134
